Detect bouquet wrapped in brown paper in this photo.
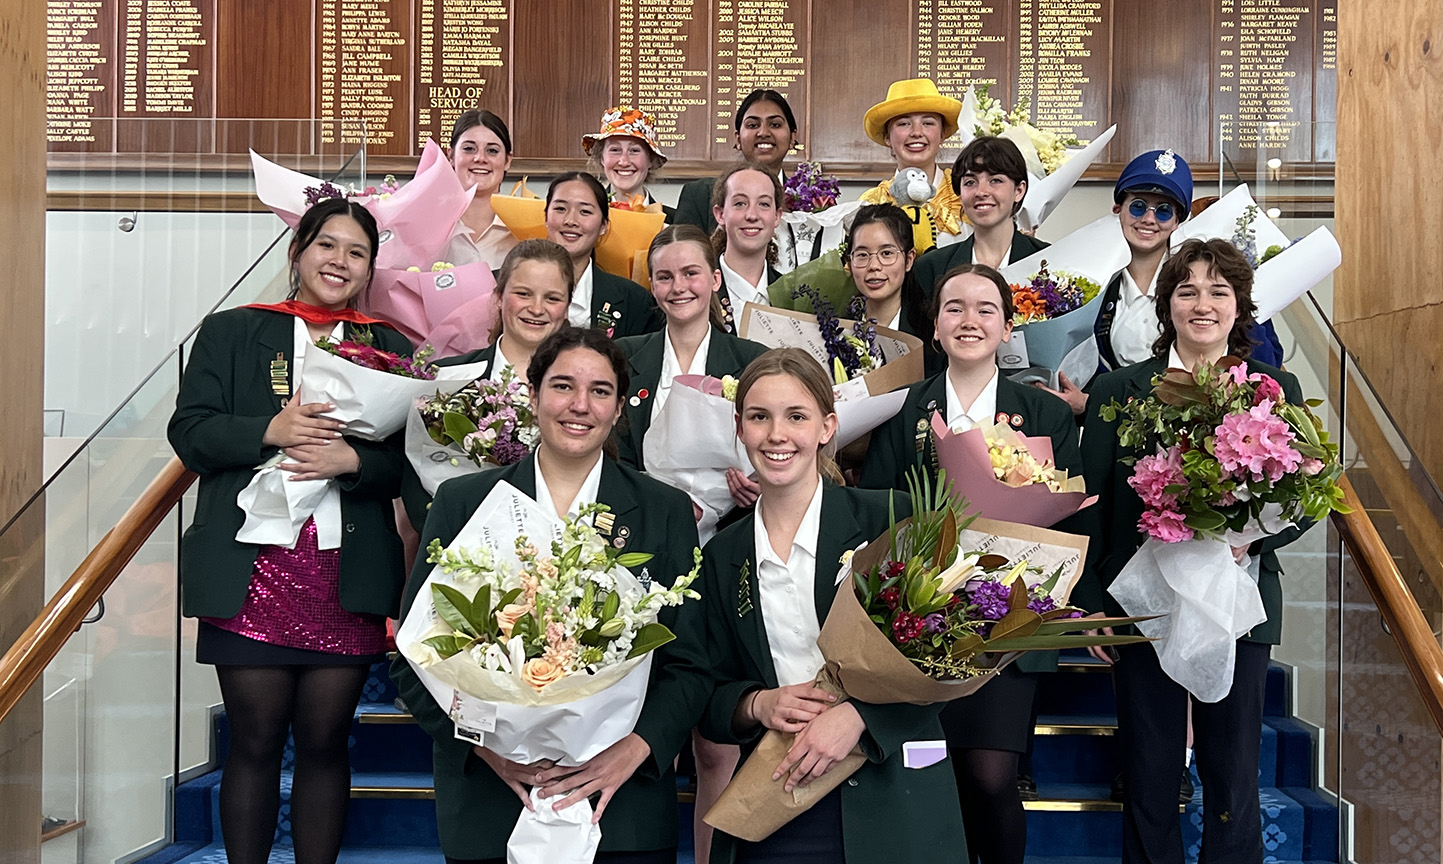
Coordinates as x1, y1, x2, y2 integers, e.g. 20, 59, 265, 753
705, 472, 1151, 842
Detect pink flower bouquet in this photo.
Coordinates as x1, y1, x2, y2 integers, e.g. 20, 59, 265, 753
365, 261, 500, 358
929, 415, 1094, 528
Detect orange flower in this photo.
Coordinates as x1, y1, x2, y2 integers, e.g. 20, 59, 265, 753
495, 603, 530, 638
1010, 285, 1045, 323
520, 657, 566, 690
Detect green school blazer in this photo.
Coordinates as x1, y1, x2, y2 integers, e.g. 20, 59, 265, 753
167, 307, 410, 619
613, 327, 768, 470
398, 343, 499, 533
592, 269, 663, 338
858, 372, 1080, 672
696, 483, 968, 864
1073, 357, 1307, 645
910, 229, 1049, 298
673, 176, 718, 236
389, 455, 708, 859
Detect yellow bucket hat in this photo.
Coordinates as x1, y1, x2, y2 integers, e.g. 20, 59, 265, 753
863, 79, 962, 145
581, 106, 668, 166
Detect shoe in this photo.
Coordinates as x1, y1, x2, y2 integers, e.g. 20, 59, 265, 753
1179, 766, 1195, 804
1109, 771, 1125, 802
394, 697, 408, 713
1016, 773, 1038, 801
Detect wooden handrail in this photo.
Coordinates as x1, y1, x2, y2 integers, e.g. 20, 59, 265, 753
0, 456, 195, 726
1330, 473, 1443, 734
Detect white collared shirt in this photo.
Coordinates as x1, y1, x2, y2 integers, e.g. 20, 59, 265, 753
652, 327, 712, 420
489, 338, 519, 384
293, 318, 345, 549
719, 254, 768, 318
568, 261, 596, 328
1110, 268, 1162, 367
944, 366, 1000, 434
446, 213, 519, 268
754, 476, 827, 687
534, 451, 605, 520
971, 241, 1014, 269
1167, 344, 1188, 372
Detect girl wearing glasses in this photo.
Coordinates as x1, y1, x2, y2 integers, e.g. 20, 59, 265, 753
1039, 149, 1193, 416
841, 204, 940, 374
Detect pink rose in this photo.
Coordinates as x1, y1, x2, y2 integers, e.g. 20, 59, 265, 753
520, 658, 565, 691
495, 603, 530, 638
1139, 509, 1195, 543
1301, 458, 1324, 475
1250, 374, 1283, 405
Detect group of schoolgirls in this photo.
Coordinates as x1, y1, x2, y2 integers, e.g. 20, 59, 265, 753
169, 76, 1303, 864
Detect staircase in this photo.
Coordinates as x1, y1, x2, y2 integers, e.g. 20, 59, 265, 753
142, 654, 1337, 864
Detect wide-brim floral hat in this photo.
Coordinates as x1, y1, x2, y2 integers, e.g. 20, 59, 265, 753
582, 107, 668, 165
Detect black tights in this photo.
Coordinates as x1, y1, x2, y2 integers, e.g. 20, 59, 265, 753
216, 665, 369, 864
952, 747, 1026, 864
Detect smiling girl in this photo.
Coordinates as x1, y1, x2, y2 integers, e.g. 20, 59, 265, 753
545, 171, 661, 339
444, 110, 520, 268
711, 163, 784, 334
696, 348, 966, 863
583, 106, 673, 217
675, 90, 799, 236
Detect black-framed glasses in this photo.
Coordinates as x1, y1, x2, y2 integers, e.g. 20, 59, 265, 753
849, 247, 902, 267
1127, 198, 1177, 223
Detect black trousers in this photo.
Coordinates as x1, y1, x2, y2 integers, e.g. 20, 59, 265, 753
1114, 639, 1271, 864
446, 849, 676, 864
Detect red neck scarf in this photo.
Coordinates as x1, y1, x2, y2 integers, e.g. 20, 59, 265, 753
244, 300, 386, 327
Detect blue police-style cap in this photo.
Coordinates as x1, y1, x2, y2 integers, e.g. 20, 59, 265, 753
1114, 149, 1193, 214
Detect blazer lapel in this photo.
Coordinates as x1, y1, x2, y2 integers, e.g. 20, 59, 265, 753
813, 485, 865, 624
625, 333, 666, 460
591, 271, 625, 334
255, 311, 297, 407
913, 374, 949, 473
730, 531, 778, 687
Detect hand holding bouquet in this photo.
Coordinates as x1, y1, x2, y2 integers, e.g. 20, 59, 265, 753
1100, 357, 1348, 700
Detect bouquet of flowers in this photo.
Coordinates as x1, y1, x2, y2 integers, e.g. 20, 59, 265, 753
705, 473, 1146, 841
1099, 357, 1348, 701
405, 369, 540, 496
235, 331, 471, 549
641, 374, 750, 544
958, 85, 1116, 232
994, 260, 1106, 388
397, 482, 701, 862
792, 283, 884, 385
928, 416, 1094, 527
782, 161, 840, 213
366, 259, 501, 359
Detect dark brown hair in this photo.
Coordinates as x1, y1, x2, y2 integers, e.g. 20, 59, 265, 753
546, 171, 612, 226
951, 136, 1029, 215
1151, 238, 1259, 360
735, 89, 798, 133
845, 203, 927, 334
287, 197, 379, 304
734, 347, 844, 485
449, 109, 512, 153
710, 162, 783, 261
647, 224, 728, 330
929, 263, 1016, 323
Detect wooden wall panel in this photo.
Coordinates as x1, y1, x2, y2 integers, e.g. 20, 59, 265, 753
1109, 0, 1212, 162
215, 0, 311, 153
510, 0, 611, 160
0, 0, 47, 861
806, 0, 913, 165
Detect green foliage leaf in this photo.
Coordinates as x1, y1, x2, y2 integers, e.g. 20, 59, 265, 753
432, 583, 477, 638
989, 609, 1042, 641
626, 622, 677, 659
422, 633, 469, 657
600, 591, 621, 622
1184, 508, 1228, 533
984, 633, 1152, 652
467, 584, 494, 636
615, 552, 654, 568
932, 509, 958, 572
442, 411, 479, 447
948, 633, 985, 661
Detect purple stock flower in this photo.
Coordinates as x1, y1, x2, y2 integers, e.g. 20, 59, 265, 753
969, 579, 1011, 620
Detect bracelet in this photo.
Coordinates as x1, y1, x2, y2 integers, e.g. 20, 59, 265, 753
745, 689, 761, 724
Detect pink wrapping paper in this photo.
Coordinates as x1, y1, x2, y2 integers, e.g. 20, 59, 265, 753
366, 262, 499, 358
930, 413, 1096, 528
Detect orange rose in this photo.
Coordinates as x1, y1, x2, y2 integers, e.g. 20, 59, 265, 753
521, 657, 566, 690
495, 603, 530, 638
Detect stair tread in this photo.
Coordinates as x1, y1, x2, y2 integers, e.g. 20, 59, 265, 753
158, 843, 445, 864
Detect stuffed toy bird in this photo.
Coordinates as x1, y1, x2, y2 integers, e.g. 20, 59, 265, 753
888, 167, 935, 207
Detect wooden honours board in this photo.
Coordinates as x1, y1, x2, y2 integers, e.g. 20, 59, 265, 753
45, 0, 1338, 173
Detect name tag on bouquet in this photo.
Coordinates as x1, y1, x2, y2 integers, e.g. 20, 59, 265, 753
997, 332, 1029, 370
450, 690, 497, 743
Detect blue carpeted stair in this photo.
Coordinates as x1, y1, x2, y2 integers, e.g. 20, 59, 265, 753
141, 654, 1335, 863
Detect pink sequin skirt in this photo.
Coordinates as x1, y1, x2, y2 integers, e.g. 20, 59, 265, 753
202, 518, 387, 656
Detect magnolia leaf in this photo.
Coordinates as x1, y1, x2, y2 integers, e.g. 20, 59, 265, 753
432, 583, 477, 638
615, 551, 654, 568
467, 584, 494, 635
626, 622, 677, 659
932, 509, 958, 572
1184, 508, 1228, 532
948, 633, 985, 660
990, 608, 1042, 642
1008, 576, 1029, 610
442, 411, 479, 446
984, 632, 1152, 652
977, 553, 1010, 569
422, 633, 468, 658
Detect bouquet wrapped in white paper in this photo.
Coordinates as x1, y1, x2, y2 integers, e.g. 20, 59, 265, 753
405, 369, 539, 496
396, 482, 700, 863
235, 336, 471, 549
642, 375, 752, 544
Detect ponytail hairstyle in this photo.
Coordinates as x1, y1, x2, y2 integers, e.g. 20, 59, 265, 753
287, 197, 380, 305
647, 224, 728, 330
734, 347, 844, 485
488, 239, 576, 343
709, 161, 783, 265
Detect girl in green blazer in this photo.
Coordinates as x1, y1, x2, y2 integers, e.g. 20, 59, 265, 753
910, 136, 1050, 300
1075, 239, 1305, 864
859, 263, 1078, 864
168, 198, 410, 864
712, 163, 784, 336
614, 224, 767, 864
697, 348, 966, 863
545, 171, 661, 339
398, 239, 574, 535
391, 327, 708, 864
